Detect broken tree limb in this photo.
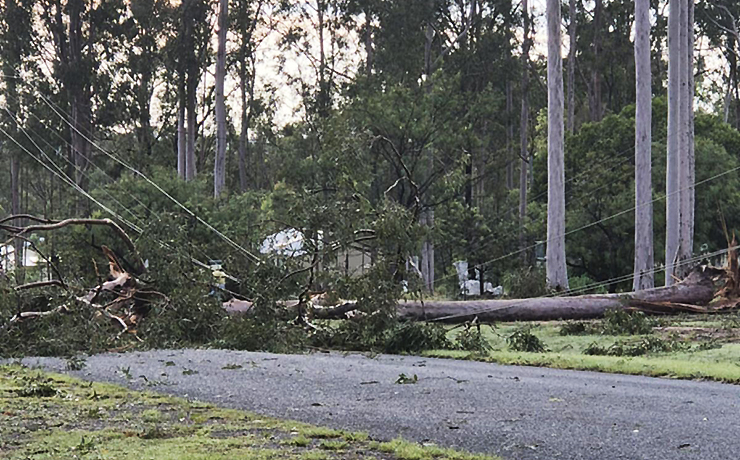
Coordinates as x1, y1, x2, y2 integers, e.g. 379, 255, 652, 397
0, 216, 146, 275
14, 280, 66, 291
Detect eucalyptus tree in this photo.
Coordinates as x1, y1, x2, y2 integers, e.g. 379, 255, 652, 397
546, 0, 568, 290
566, 0, 577, 133
175, 0, 210, 181
214, 0, 228, 198
127, 0, 171, 162
697, 1, 740, 129
665, 0, 681, 286
519, 0, 531, 261
678, 0, 695, 277
232, 0, 269, 192
633, 0, 653, 290
0, 0, 33, 278
38, 0, 122, 190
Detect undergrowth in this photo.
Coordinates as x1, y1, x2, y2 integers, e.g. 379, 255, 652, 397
560, 309, 655, 337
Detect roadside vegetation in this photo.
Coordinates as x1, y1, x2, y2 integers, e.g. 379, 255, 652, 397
428, 312, 740, 384
0, 364, 498, 460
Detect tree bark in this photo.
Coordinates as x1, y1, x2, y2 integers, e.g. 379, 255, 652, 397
665, 0, 682, 286
567, 0, 577, 133
546, 0, 569, 290
183, 0, 198, 181
214, 0, 228, 198
177, 95, 187, 179
589, 0, 603, 122
397, 269, 715, 322
633, 0, 654, 291
238, 60, 250, 192
519, 0, 531, 263
506, 80, 514, 190
678, 0, 695, 277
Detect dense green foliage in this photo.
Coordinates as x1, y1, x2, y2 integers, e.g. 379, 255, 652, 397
1, 1, 740, 357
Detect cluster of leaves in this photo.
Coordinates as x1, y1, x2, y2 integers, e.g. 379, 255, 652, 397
583, 336, 688, 357
453, 323, 493, 353
559, 309, 655, 336
507, 327, 548, 353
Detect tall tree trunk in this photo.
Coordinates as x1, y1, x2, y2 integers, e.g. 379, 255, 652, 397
727, 35, 737, 126
238, 58, 250, 192
420, 19, 435, 294
589, 0, 603, 122
665, 0, 682, 286
365, 7, 373, 77
183, 0, 198, 181
214, 0, 228, 198
633, 0, 654, 291
567, 0, 577, 133
678, 0, 695, 277
546, 0, 568, 290
506, 80, 514, 189
519, 0, 531, 263
67, 0, 92, 194
177, 89, 187, 179
317, 0, 329, 117
185, 77, 197, 181
137, 66, 153, 158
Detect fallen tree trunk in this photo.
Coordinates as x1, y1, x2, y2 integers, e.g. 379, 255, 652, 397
397, 268, 717, 322
298, 268, 722, 323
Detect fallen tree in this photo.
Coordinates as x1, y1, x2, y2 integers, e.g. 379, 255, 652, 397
233, 263, 735, 324
395, 267, 719, 323
1, 215, 164, 339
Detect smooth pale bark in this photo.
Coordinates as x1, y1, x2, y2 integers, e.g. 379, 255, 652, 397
519, 0, 531, 262
261, 269, 717, 323
567, 0, 577, 133
177, 97, 186, 179
633, 0, 654, 291
185, 91, 197, 181
183, 0, 197, 181
420, 19, 435, 294
214, 0, 228, 198
678, 0, 695, 276
546, 0, 568, 290
506, 80, 514, 190
396, 269, 714, 322
365, 7, 373, 77
589, 0, 603, 122
688, 0, 695, 251
238, 66, 250, 192
665, 0, 681, 286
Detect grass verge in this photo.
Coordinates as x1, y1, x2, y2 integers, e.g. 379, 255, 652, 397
0, 365, 498, 460
428, 320, 740, 384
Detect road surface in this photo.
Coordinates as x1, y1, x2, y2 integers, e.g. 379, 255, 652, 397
10, 349, 740, 460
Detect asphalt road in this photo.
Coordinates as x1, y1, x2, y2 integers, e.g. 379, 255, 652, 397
8, 350, 740, 460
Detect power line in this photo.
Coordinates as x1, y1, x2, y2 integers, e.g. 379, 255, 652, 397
433, 159, 740, 287
35, 92, 261, 263
429, 244, 735, 323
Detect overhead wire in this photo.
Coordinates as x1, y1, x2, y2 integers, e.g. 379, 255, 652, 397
35, 92, 261, 263
428, 243, 737, 323
433, 156, 740, 288
1, 93, 238, 276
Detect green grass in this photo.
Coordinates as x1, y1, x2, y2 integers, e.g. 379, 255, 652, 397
0, 365, 499, 460
429, 319, 740, 383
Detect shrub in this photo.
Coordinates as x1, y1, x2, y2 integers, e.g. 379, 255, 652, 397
454, 323, 492, 353
502, 267, 547, 298
601, 309, 654, 335
507, 327, 547, 352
